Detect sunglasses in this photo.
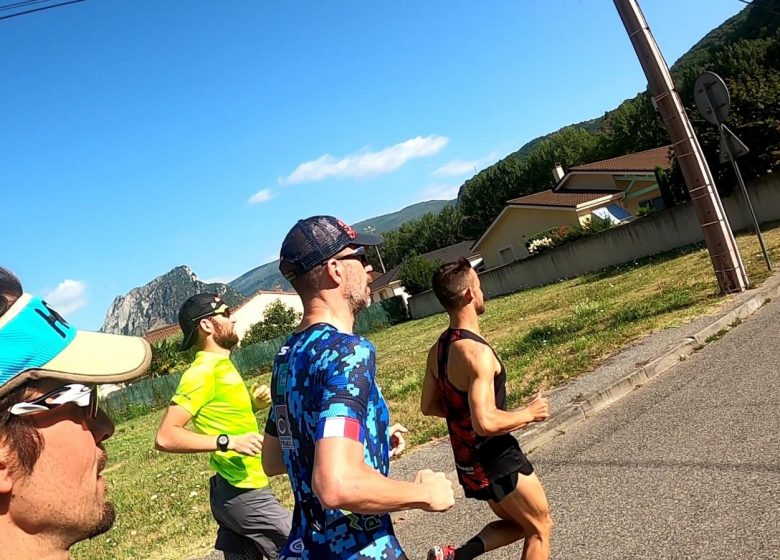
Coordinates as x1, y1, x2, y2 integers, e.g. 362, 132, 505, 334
333, 246, 370, 267
190, 304, 231, 323
8, 383, 99, 419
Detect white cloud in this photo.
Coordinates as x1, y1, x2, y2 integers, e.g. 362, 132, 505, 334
281, 135, 449, 184
247, 189, 275, 205
433, 152, 499, 177
45, 280, 87, 315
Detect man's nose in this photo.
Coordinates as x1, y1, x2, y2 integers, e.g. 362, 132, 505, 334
88, 409, 116, 443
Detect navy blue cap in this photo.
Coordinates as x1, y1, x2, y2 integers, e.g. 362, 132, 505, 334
279, 216, 383, 280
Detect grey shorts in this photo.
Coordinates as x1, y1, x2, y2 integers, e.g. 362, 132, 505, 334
209, 474, 292, 560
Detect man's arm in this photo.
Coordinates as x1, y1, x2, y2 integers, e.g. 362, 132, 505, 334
155, 404, 264, 455
420, 345, 447, 418
260, 434, 287, 476
462, 343, 549, 437
312, 436, 454, 514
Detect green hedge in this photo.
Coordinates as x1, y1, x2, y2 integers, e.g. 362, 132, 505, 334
103, 373, 184, 422
231, 334, 288, 376
355, 295, 409, 334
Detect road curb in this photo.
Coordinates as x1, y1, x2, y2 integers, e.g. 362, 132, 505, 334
513, 273, 780, 456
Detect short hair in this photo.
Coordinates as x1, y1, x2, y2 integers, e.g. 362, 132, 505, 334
432, 258, 475, 311
286, 263, 325, 297
0, 268, 44, 475
0, 267, 22, 316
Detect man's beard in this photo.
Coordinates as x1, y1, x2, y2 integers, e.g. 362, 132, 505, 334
345, 270, 370, 316
475, 299, 486, 315
214, 324, 239, 350
86, 502, 116, 540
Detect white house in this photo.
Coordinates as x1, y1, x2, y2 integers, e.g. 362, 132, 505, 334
231, 290, 303, 341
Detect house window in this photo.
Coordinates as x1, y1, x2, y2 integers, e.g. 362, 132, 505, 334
498, 247, 514, 264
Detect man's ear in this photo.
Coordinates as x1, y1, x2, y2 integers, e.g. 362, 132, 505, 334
199, 318, 216, 336
463, 286, 475, 305
322, 260, 344, 287
0, 448, 16, 494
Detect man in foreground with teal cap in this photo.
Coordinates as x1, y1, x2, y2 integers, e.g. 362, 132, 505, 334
0, 267, 152, 559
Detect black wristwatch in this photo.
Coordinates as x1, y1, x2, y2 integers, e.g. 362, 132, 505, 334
216, 434, 229, 452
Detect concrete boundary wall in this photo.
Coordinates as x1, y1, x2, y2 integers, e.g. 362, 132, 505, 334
409, 174, 780, 319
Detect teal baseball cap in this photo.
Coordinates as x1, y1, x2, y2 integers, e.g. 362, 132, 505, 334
0, 293, 152, 398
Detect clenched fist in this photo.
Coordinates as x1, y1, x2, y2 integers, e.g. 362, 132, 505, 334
414, 469, 455, 512
525, 392, 550, 423
250, 383, 272, 411
228, 432, 265, 456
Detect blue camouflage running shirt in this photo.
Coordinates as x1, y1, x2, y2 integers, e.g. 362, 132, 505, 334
265, 323, 405, 560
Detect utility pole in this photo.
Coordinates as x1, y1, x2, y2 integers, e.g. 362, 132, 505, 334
613, 0, 748, 294
364, 225, 386, 273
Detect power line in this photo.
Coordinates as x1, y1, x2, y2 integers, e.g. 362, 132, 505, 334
0, 0, 51, 11
0, 0, 86, 21
0, 0, 78, 12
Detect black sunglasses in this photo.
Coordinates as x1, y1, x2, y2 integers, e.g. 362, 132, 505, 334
333, 246, 370, 267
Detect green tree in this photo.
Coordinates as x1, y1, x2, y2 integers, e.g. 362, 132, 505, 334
149, 337, 193, 378
241, 299, 302, 346
399, 256, 443, 296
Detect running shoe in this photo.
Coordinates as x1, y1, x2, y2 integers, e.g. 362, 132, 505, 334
427, 545, 457, 560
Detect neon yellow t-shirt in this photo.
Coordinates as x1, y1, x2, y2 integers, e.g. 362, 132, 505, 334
171, 351, 269, 489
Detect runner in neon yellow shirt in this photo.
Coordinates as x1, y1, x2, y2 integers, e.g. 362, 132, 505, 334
156, 293, 290, 560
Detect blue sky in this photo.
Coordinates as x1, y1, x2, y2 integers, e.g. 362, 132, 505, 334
1, 0, 744, 329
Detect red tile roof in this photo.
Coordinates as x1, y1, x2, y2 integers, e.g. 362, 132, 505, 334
508, 189, 619, 208
144, 324, 182, 344
569, 146, 672, 172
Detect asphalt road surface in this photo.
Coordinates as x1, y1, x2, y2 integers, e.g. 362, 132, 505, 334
394, 297, 780, 559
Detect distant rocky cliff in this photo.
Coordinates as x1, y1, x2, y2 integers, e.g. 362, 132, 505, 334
101, 266, 246, 335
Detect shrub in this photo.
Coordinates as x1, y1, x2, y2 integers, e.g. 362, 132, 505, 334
149, 337, 194, 378
241, 299, 302, 346
399, 256, 443, 296
636, 205, 656, 218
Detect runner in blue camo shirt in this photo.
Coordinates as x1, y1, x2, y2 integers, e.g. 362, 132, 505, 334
261, 215, 455, 560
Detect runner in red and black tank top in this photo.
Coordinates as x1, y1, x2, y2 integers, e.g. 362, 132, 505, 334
436, 328, 533, 499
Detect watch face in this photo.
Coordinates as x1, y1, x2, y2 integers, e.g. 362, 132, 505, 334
217, 435, 228, 448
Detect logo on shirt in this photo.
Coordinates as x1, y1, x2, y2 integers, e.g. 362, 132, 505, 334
275, 404, 294, 449
289, 538, 305, 553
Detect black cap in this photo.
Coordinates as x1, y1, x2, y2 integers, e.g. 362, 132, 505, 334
279, 215, 383, 280
177, 293, 229, 351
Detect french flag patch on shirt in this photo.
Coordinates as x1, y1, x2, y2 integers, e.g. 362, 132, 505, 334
316, 417, 365, 443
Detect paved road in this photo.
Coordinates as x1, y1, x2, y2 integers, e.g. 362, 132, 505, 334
394, 298, 780, 559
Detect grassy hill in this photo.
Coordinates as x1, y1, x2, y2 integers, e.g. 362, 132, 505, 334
229, 199, 455, 295
352, 199, 453, 234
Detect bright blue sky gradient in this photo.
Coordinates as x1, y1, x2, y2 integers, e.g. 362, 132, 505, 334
1, 0, 744, 329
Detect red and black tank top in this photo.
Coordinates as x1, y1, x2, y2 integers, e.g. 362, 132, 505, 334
435, 328, 521, 491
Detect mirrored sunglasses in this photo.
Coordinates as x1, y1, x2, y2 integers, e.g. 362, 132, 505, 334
191, 304, 231, 323
8, 383, 99, 419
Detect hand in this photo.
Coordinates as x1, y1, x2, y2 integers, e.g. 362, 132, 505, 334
251, 383, 272, 411
525, 392, 550, 423
389, 423, 408, 458
414, 469, 455, 512
228, 433, 264, 456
